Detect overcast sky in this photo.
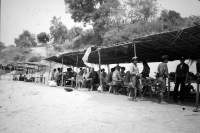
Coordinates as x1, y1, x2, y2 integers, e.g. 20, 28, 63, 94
1, 0, 200, 46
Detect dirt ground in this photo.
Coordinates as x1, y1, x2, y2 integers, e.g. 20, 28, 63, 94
0, 80, 200, 133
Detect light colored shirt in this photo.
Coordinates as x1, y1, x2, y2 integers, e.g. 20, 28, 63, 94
157, 62, 168, 77
112, 70, 121, 81
130, 63, 139, 76
83, 72, 90, 79
54, 71, 59, 78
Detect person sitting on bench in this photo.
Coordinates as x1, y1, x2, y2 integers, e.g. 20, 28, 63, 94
120, 67, 126, 80
105, 68, 115, 93
88, 67, 99, 91
112, 65, 122, 95
81, 69, 90, 90
19, 74, 24, 81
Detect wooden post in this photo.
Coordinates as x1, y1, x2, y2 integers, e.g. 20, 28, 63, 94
75, 55, 78, 88
0, 65, 2, 80
196, 77, 199, 106
168, 79, 170, 100
9, 66, 12, 80
48, 61, 51, 80
98, 50, 103, 92
107, 64, 110, 73
61, 56, 64, 86
4, 66, 6, 79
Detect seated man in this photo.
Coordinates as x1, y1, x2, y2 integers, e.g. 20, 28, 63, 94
104, 68, 115, 92
101, 68, 107, 78
88, 67, 99, 91
19, 74, 24, 81
65, 68, 75, 86
120, 67, 126, 79
81, 69, 90, 90
112, 65, 122, 95
185, 83, 195, 93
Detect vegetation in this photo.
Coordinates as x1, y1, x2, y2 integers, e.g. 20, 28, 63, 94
37, 32, 50, 45
1, 0, 200, 63
14, 30, 37, 47
0, 42, 6, 53
28, 56, 42, 62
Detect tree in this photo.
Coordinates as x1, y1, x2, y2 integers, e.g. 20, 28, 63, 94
37, 32, 50, 45
68, 26, 83, 40
7, 44, 16, 48
14, 30, 37, 47
50, 16, 68, 44
0, 42, 6, 52
64, 0, 121, 45
0, 46, 31, 62
28, 56, 41, 62
126, 0, 158, 22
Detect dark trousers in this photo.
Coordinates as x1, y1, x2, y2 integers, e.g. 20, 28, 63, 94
173, 77, 186, 101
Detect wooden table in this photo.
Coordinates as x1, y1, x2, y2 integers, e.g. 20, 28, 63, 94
65, 78, 76, 88
168, 78, 199, 105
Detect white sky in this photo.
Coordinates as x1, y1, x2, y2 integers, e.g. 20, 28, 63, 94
1, 0, 200, 46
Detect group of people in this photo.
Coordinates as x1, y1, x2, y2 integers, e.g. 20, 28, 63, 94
50, 56, 200, 104
51, 67, 77, 86
13, 74, 27, 81
76, 57, 151, 102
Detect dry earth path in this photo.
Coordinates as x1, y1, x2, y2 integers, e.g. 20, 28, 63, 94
0, 80, 200, 133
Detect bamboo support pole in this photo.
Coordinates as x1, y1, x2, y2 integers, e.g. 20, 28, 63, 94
98, 50, 103, 92
48, 61, 51, 80
61, 56, 64, 86
107, 64, 110, 73
75, 55, 78, 88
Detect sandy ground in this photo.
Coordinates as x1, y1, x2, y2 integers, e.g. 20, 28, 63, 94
0, 80, 200, 133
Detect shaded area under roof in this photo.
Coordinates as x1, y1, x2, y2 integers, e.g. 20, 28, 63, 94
87, 25, 200, 64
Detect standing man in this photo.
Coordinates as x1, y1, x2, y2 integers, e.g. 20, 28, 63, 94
172, 57, 189, 103
157, 55, 169, 104
129, 57, 143, 102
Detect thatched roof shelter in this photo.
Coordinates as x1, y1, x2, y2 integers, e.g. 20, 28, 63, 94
87, 25, 200, 64
44, 51, 86, 67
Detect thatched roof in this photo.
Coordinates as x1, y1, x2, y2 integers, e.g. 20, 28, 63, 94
44, 52, 86, 67
87, 25, 200, 64
44, 25, 200, 65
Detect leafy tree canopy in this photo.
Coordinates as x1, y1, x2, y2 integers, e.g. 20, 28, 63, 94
37, 32, 50, 44
126, 0, 158, 22
50, 16, 68, 44
28, 56, 42, 62
0, 42, 6, 52
14, 30, 37, 47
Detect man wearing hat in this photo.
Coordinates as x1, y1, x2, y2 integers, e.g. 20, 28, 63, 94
129, 57, 143, 101
172, 57, 189, 103
157, 55, 169, 104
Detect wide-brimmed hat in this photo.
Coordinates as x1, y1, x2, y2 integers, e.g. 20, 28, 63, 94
132, 56, 138, 61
